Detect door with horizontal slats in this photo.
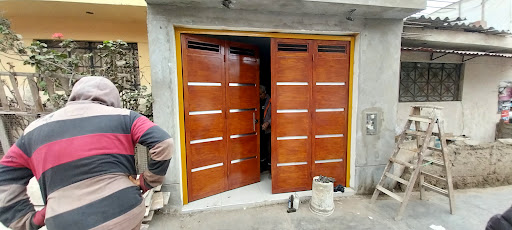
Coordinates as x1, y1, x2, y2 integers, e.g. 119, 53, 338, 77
225, 41, 261, 189
182, 35, 228, 202
270, 38, 350, 193
311, 40, 349, 186
271, 39, 313, 193
182, 35, 261, 202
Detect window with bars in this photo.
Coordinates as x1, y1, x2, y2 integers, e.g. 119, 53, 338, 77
38, 40, 140, 87
399, 62, 462, 102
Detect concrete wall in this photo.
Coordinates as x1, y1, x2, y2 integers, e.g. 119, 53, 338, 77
147, 5, 404, 209
399, 51, 512, 143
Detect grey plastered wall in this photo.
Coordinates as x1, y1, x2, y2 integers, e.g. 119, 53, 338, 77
146, 4, 403, 210
354, 20, 403, 194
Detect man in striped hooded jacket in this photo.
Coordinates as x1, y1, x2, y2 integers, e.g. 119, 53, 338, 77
0, 77, 173, 230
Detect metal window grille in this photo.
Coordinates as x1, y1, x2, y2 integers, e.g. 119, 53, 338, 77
38, 40, 140, 88
399, 62, 462, 102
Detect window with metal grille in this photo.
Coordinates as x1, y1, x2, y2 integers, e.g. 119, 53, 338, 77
399, 62, 462, 102
38, 40, 140, 87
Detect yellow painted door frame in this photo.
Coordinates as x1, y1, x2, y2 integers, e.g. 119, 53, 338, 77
174, 27, 355, 205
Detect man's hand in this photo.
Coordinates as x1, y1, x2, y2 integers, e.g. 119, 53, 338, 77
129, 176, 140, 187
262, 122, 269, 130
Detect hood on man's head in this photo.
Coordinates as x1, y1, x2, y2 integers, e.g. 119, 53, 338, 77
68, 76, 121, 108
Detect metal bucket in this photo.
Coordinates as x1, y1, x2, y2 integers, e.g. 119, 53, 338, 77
309, 176, 335, 216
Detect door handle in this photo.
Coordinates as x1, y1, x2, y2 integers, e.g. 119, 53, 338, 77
253, 113, 257, 131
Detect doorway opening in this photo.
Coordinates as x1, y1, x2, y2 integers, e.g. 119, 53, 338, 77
177, 29, 354, 209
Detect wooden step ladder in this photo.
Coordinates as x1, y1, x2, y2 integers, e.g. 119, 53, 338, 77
370, 105, 455, 220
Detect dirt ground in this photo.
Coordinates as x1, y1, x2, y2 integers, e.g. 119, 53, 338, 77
399, 139, 512, 191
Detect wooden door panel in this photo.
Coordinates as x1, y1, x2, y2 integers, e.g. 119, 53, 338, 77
228, 157, 260, 189
188, 113, 225, 141
315, 40, 349, 59
314, 85, 348, 109
228, 86, 259, 109
188, 140, 226, 169
314, 111, 347, 135
274, 57, 311, 82
225, 40, 261, 192
228, 111, 257, 135
314, 137, 346, 160
273, 165, 311, 193
188, 165, 227, 201
314, 61, 349, 82
275, 85, 310, 110
271, 38, 313, 194
183, 34, 228, 202
228, 63, 259, 84
187, 86, 224, 111
275, 113, 309, 137
275, 139, 309, 164
187, 55, 224, 83
229, 134, 258, 161
311, 40, 350, 189
184, 35, 223, 56
313, 161, 346, 186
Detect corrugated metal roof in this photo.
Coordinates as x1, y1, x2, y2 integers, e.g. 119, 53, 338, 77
402, 47, 512, 58
404, 16, 512, 36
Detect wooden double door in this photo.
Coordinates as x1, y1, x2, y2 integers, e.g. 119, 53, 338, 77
182, 35, 350, 201
271, 38, 349, 193
181, 35, 261, 202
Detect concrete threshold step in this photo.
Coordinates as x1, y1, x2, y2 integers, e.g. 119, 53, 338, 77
181, 187, 356, 214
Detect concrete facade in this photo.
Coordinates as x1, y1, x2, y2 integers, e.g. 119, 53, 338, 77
146, 2, 412, 211
399, 51, 512, 143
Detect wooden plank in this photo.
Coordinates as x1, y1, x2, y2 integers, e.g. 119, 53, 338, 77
162, 192, 170, 206
0, 80, 9, 110
385, 172, 409, 185
438, 120, 455, 214
419, 174, 425, 200
390, 157, 415, 169
412, 105, 444, 110
423, 157, 445, 166
427, 146, 443, 152
8, 75, 26, 111
406, 130, 439, 137
144, 189, 154, 207
0, 71, 83, 79
422, 182, 449, 196
376, 185, 403, 202
27, 76, 43, 112
422, 171, 447, 182
150, 192, 164, 211
408, 115, 433, 123
44, 77, 59, 109
142, 211, 154, 222
0, 116, 10, 154
0, 111, 48, 116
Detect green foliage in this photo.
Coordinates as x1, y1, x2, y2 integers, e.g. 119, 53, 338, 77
0, 18, 152, 118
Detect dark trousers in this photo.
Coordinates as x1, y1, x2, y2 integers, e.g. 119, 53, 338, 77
260, 132, 271, 172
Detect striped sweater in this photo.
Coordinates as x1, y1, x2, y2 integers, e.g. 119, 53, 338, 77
0, 77, 172, 230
